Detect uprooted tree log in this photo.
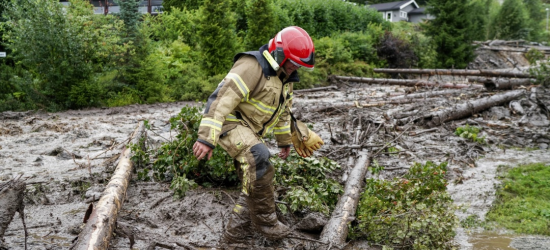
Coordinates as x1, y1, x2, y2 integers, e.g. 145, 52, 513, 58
467, 77, 535, 90
294, 85, 338, 93
373, 68, 532, 78
320, 150, 370, 248
71, 122, 146, 250
419, 89, 526, 128
0, 177, 27, 249
329, 75, 482, 89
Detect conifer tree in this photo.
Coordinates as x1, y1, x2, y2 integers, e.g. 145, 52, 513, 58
244, 0, 279, 51
198, 0, 238, 76
523, 0, 545, 41
490, 0, 528, 40
163, 0, 204, 11
422, 0, 477, 68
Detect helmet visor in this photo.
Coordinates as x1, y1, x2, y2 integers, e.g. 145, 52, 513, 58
289, 59, 314, 72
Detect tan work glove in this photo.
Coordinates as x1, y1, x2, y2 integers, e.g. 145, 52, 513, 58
291, 120, 324, 157
291, 131, 313, 157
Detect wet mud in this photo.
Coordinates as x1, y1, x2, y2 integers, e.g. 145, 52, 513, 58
1, 47, 550, 249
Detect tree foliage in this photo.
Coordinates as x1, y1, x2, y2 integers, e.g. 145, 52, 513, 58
3, 0, 95, 109
244, 0, 279, 51
163, 0, 204, 11
422, 0, 477, 68
197, 0, 239, 76
490, 0, 529, 40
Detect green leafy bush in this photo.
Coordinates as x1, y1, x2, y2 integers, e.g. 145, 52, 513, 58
455, 125, 486, 144
150, 105, 237, 193
351, 161, 457, 249
272, 153, 343, 215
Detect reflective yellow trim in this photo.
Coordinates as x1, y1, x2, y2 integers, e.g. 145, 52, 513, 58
226, 114, 239, 122
247, 98, 276, 114
200, 118, 222, 131
227, 73, 249, 101
273, 125, 290, 135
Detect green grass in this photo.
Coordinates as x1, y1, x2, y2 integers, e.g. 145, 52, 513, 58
486, 163, 550, 235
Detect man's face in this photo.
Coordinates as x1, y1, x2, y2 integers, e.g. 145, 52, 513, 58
282, 60, 300, 75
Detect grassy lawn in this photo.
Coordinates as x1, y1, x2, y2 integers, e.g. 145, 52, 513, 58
487, 163, 550, 235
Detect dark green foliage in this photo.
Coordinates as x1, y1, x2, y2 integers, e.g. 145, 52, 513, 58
163, 0, 204, 11
490, 0, 529, 40
469, 0, 490, 41
274, 0, 388, 38
523, 0, 545, 41
351, 161, 457, 249
197, 0, 239, 76
529, 59, 550, 87
3, 0, 94, 110
377, 31, 418, 69
422, 0, 477, 68
150, 105, 238, 196
114, 0, 141, 37
244, 0, 279, 51
272, 152, 343, 215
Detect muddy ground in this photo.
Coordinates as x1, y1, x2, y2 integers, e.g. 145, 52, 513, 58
1, 45, 550, 250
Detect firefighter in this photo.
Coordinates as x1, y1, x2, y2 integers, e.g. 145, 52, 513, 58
192, 26, 324, 242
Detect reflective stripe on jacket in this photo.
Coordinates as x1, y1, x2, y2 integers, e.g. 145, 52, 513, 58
197, 45, 297, 149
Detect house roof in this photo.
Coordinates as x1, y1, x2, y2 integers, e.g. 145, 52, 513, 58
408, 7, 426, 14
368, 0, 419, 11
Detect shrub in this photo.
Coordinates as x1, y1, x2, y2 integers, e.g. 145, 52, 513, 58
455, 125, 486, 144
272, 152, 343, 215
351, 161, 458, 249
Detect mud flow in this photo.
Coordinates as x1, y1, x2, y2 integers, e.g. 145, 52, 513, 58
1, 44, 550, 249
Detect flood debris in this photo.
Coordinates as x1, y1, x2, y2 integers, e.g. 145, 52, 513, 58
0, 176, 27, 250
320, 150, 370, 248
71, 122, 145, 250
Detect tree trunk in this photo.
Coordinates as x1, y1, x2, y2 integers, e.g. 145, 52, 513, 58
330, 75, 482, 89
71, 122, 146, 250
320, 150, 370, 247
467, 77, 535, 90
294, 85, 338, 93
0, 178, 25, 239
421, 90, 526, 128
372, 68, 532, 78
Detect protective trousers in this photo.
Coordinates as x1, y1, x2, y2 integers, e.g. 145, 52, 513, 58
218, 125, 290, 242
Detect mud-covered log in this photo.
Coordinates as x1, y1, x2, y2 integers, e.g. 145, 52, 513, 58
0, 179, 25, 239
71, 122, 146, 250
320, 150, 370, 247
373, 68, 531, 78
467, 77, 535, 90
294, 85, 338, 93
330, 75, 482, 89
422, 89, 526, 128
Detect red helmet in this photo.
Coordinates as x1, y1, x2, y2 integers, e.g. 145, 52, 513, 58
268, 26, 315, 71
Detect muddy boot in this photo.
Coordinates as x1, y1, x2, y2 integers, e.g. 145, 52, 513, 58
247, 165, 292, 240
223, 193, 253, 244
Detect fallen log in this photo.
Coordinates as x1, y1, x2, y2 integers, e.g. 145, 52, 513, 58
0, 177, 27, 249
294, 85, 338, 93
373, 68, 531, 78
421, 89, 526, 128
71, 122, 146, 250
320, 150, 370, 248
467, 77, 535, 90
330, 75, 482, 89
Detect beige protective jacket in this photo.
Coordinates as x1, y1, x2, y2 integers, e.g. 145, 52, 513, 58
197, 46, 297, 149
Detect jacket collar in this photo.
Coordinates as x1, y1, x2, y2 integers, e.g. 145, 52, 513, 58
234, 45, 300, 83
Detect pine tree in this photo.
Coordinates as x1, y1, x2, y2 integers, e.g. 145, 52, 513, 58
244, 0, 279, 51
198, 0, 238, 76
523, 0, 545, 41
163, 0, 204, 11
422, 0, 477, 68
490, 0, 529, 40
